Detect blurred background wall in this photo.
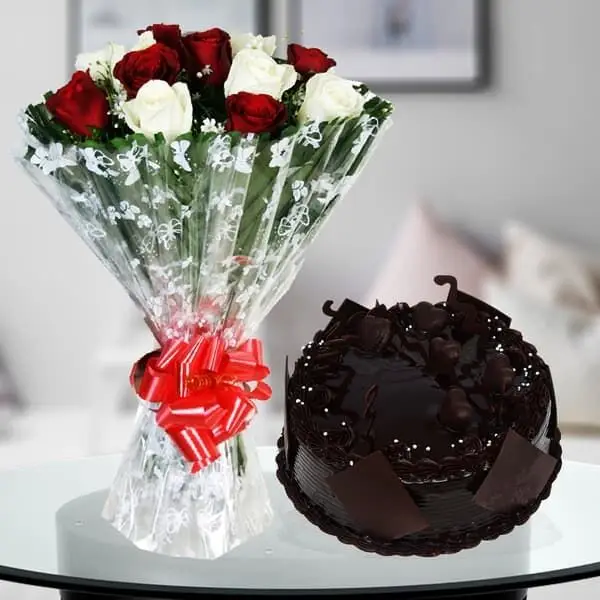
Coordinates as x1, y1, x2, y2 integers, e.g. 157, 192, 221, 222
267, 0, 600, 402
0, 0, 599, 415
0, 1, 129, 412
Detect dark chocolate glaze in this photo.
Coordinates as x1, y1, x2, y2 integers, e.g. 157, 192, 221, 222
277, 276, 562, 556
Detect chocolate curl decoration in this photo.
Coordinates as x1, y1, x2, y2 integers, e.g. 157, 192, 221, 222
358, 314, 392, 352
434, 275, 482, 334
322, 300, 340, 318
322, 299, 368, 325
434, 275, 511, 329
132, 335, 272, 473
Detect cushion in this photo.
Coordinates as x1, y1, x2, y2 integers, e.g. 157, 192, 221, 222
502, 221, 600, 314
363, 203, 494, 307
483, 276, 600, 428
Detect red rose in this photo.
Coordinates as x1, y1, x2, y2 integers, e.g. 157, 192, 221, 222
226, 92, 287, 134
138, 23, 186, 61
288, 44, 336, 76
184, 28, 232, 86
114, 43, 180, 98
46, 71, 109, 138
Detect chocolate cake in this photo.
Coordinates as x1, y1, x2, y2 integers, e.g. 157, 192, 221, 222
276, 275, 562, 556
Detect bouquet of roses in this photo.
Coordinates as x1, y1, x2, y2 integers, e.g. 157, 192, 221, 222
18, 23, 393, 559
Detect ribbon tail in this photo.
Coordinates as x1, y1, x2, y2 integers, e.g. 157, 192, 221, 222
225, 339, 270, 381
168, 426, 221, 473
249, 381, 272, 401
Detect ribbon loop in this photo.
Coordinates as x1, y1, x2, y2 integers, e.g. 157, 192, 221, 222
132, 334, 272, 472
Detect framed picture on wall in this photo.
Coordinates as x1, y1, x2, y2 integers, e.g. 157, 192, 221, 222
68, 0, 271, 62
290, 0, 491, 92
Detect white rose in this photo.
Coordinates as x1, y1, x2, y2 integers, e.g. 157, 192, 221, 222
231, 33, 277, 57
298, 72, 366, 124
123, 81, 193, 142
131, 31, 156, 51
224, 48, 297, 100
75, 42, 125, 84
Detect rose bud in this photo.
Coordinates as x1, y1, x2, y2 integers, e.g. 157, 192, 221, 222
225, 92, 287, 134
184, 28, 232, 86
114, 43, 181, 98
46, 71, 109, 138
139, 23, 182, 49
288, 43, 336, 77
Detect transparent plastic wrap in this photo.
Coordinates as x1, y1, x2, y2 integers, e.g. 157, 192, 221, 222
18, 112, 392, 558
102, 405, 269, 559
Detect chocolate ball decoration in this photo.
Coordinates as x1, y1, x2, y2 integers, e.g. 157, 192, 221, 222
438, 387, 478, 433
429, 337, 461, 373
413, 302, 448, 332
483, 354, 516, 393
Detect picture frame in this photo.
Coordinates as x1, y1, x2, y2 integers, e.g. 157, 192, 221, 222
289, 0, 492, 93
67, 0, 272, 68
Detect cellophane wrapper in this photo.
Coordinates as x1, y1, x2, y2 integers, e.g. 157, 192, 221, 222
18, 114, 391, 558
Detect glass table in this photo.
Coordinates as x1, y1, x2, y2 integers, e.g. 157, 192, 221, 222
0, 447, 598, 600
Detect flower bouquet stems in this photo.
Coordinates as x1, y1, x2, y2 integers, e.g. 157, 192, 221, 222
18, 24, 393, 559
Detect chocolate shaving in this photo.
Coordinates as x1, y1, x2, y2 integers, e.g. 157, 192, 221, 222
358, 315, 392, 353
469, 392, 491, 413
474, 429, 558, 512
457, 291, 512, 327
398, 329, 429, 365
363, 384, 379, 418
326, 451, 429, 540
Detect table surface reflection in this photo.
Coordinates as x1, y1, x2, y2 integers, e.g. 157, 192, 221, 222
0, 448, 598, 597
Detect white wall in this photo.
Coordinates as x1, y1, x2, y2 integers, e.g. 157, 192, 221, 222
1, 0, 600, 409
0, 0, 129, 408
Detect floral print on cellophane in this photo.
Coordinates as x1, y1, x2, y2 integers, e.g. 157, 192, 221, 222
19, 115, 390, 558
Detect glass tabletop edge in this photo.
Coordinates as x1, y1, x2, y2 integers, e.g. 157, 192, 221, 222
2, 561, 600, 598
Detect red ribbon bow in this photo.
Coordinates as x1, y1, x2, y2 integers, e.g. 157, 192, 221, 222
132, 335, 272, 473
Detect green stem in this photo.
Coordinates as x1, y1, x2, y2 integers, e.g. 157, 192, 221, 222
235, 435, 246, 477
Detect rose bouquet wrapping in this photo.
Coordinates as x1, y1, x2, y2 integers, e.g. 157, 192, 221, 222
18, 24, 393, 559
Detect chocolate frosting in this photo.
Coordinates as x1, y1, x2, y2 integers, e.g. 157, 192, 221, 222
285, 275, 553, 477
